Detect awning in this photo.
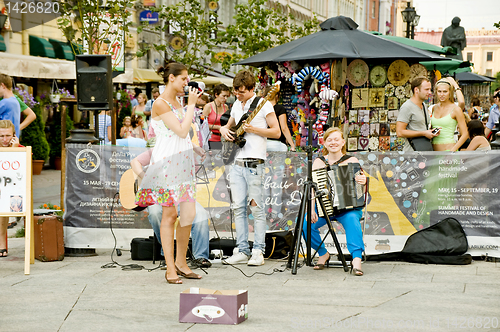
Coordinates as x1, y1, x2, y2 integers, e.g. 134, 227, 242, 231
112, 69, 235, 86
455, 72, 495, 83
29, 35, 56, 58
0, 52, 75, 79
134, 68, 163, 82
0, 35, 6, 52
113, 68, 162, 84
48, 39, 75, 61
193, 76, 233, 87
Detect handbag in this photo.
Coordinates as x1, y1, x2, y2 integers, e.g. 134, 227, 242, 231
408, 103, 433, 151
265, 230, 293, 259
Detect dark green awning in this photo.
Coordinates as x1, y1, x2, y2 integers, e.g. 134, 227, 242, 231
29, 35, 55, 58
0, 35, 6, 52
48, 38, 74, 61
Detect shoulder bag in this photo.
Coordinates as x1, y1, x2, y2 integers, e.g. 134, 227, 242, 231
408, 103, 433, 151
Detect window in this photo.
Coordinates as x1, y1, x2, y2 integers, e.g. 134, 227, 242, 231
487, 52, 493, 61
466, 52, 473, 62
372, 1, 376, 18
486, 69, 492, 76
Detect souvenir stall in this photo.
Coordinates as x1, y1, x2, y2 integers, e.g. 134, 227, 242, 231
240, 16, 450, 152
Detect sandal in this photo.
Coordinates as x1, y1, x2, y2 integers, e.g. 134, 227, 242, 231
176, 265, 202, 279
350, 262, 363, 276
313, 253, 330, 270
0, 249, 7, 257
165, 271, 182, 284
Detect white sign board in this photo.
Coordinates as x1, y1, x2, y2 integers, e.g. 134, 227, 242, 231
0, 150, 27, 213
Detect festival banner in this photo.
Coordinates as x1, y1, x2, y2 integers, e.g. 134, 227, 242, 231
64, 145, 500, 257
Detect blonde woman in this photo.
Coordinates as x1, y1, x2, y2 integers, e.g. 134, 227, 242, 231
302, 127, 366, 275
430, 77, 468, 151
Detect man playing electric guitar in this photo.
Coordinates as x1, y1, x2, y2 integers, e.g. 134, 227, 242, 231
219, 70, 280, 266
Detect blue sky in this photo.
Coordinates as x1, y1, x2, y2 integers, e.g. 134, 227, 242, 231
412, 0, 499, 31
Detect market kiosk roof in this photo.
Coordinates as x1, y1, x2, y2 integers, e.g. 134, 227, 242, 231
238, 16, 451, 67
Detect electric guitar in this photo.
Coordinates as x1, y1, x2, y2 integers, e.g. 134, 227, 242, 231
119, 169, 146, 211
221, 81, 281, 164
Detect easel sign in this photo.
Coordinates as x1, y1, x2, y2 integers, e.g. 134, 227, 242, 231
0, 147, 33, 275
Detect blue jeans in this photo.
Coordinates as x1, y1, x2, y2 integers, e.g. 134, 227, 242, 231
302, 207, 364, 259
230, 163, 266, 255
147, 202, 210, 260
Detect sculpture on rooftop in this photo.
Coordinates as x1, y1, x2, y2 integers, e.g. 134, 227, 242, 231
441, 17, 466, 60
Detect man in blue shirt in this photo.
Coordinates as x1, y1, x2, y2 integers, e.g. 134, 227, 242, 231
0, 74, 20, 136
485, 88, 500, 140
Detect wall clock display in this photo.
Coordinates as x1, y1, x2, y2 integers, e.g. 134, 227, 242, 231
369, 65, 387, 87
395, 85, 406, 99
331, 58, 347, 91
385, 83, 395, 97
368, 88, 385, 108
387, 59, 410, 86
410, 63, 428, 81
387, 97, 399, 110
369, 136, 379, 150
347, 59, 369, 86
351, 88, 369, 108
404, 83, 412, 98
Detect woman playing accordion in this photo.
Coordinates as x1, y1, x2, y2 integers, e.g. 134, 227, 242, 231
302, 127, 367, 276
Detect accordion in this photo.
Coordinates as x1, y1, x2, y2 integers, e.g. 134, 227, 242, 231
311, 163, 366, 217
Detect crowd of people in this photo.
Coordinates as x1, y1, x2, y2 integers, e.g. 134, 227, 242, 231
397, 76, 497, 152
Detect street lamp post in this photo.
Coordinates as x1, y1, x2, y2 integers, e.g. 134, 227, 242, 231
401, 2, 418, 39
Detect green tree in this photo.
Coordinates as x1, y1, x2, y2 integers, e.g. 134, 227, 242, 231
491, 71, 500, 94
20, 102, 50, 161
138, 0, 219, 76
57, 0, 133, 67
216, 0, 320, 73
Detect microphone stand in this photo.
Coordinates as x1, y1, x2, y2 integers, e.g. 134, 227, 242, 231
287, 117, 349, 274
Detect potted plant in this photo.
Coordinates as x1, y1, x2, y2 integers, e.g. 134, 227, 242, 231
18, 93, 50, 174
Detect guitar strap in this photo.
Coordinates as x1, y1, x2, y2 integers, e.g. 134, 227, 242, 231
247, 96, 261, 114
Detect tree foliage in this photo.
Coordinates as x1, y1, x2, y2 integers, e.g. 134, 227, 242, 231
215, 0, 321, 73
136, 0, 321, 75
57, 0, 134, 68
138, 0, 220, 76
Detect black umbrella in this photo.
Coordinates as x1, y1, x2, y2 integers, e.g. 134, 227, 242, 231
238, 16, 450, 67
455, 72, 495, 82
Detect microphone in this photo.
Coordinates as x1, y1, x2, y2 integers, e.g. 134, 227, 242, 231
185, 82, 210, 97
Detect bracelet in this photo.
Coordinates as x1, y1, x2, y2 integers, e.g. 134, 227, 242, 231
456, 87, 461, 91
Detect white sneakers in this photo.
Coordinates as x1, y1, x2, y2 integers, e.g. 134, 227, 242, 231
247, 249, 265, 266
222, 248, 265, 266
222, 250, 250, 265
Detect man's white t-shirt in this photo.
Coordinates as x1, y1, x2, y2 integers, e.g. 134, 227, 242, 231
230, 94, 274, 160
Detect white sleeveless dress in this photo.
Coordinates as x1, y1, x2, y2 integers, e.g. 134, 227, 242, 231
135, 98, 196, 215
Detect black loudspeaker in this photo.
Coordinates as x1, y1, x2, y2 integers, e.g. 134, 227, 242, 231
76, 55, 113, 111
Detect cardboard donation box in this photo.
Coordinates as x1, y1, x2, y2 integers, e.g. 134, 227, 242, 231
179, 288, 248, 325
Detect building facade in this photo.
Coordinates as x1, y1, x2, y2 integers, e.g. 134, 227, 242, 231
415, 28, 500, 78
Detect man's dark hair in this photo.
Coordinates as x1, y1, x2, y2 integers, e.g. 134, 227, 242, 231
411, 77, 430, 94
233, 70, 256, 91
